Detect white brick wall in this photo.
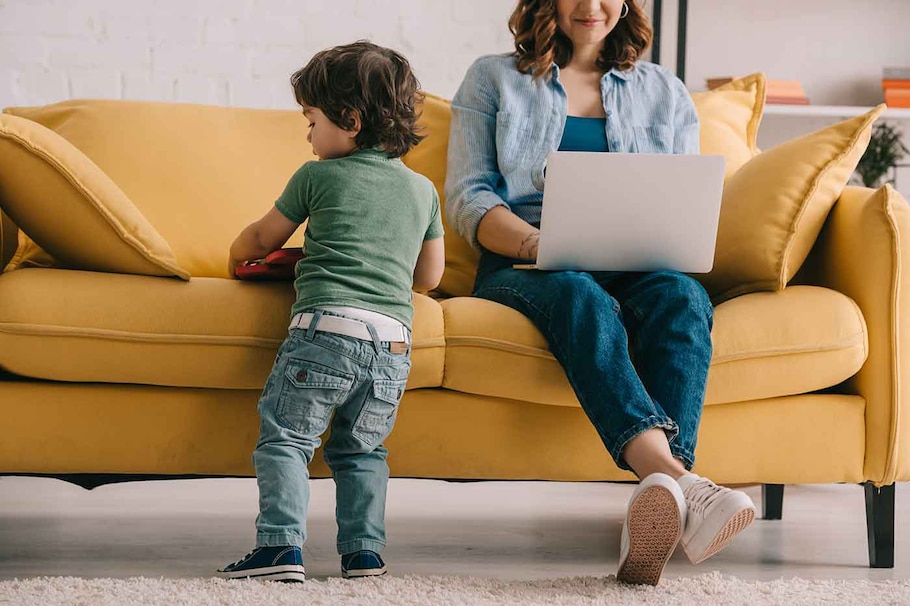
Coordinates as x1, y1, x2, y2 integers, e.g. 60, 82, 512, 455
0, 0, 517, 109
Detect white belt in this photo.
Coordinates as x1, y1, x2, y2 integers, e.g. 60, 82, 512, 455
289, 312, 410, 344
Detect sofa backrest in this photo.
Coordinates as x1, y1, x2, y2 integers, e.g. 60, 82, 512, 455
4, 97, 480, 290
6, 100, 316, 278
5, 96, 480, 292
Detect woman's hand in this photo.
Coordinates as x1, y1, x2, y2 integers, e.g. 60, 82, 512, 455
477, 206, 540, 261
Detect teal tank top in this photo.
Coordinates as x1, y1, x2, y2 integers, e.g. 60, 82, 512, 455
558, 116, 609, 152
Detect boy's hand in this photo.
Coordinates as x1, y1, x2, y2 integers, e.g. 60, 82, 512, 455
229, 207, 301, 277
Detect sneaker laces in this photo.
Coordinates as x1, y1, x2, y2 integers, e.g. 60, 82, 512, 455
226, 548, 258, 568
683, 478, 727, 515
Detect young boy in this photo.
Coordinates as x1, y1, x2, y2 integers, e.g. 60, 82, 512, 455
220, 41, 445, 582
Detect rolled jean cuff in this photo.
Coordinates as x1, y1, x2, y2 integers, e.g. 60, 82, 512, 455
610, 415, 680, 473
256, 532, 302, 548
669, 443, 695, 471
337, 538, 386, 556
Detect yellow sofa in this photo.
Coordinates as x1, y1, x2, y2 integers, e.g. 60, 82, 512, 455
0, 92, 906, 569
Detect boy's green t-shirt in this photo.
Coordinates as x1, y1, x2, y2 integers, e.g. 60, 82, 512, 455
275, 148, 444, 329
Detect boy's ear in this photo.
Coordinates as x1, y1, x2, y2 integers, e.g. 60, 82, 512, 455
343, 110, 362, 137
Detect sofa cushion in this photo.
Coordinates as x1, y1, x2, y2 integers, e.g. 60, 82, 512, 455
441, 285, 867, 407
698, 105, 885, 303
0, 268, 445, 390
691, 73, 765, 180
5, 100, 316, 279
0, 113, 188, 279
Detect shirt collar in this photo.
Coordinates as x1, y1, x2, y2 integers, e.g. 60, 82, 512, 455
608, 66, 632, 81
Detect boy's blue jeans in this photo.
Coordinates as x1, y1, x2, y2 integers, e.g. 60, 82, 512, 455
253, 309, 411, 555
474, 252, 714, 472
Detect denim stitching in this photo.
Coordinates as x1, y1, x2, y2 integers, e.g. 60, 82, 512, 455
669, 443, 695, 470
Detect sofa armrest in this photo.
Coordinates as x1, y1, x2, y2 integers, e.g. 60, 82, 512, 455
0, 208, 17, 272
806, 185, 910, 485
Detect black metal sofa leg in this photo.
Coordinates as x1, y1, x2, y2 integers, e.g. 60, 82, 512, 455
865, 482, 895, 568
762, 484, 784, 520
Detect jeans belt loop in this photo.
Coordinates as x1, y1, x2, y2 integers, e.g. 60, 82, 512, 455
304, 309, 324, 341
364, 321, 383, 354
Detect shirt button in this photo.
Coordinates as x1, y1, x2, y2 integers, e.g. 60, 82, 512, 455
606, 109, 613, 117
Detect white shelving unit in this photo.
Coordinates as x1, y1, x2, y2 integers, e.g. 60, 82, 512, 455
758, 104, 910, 200
762, 105, 910, 120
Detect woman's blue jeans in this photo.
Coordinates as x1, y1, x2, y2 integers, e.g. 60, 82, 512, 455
474, 252, 714, 472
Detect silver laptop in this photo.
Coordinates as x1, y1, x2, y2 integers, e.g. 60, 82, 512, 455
516, 152, 725, 273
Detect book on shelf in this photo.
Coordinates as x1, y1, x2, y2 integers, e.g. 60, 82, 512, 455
767, 80, 809, 105
885, 88, 910, 109
706, 77, 733, 90
883, 66, 910, 80
883, 79, 910, 91
767, 79, 806, 96
706, 76, 809, 104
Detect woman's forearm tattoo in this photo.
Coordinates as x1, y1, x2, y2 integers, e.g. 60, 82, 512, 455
517, 232, 540, 260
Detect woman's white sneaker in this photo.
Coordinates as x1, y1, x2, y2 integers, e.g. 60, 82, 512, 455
677, 473, 756, 564
616, 472, 686, 585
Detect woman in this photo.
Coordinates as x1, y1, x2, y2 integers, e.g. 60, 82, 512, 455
445, 0, 755, 586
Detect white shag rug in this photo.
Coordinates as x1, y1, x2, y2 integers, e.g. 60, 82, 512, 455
2, 573, 910, 606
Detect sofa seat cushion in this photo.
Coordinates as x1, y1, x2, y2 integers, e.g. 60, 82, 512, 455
441, 285, 867, 407
0, 268, 445, 390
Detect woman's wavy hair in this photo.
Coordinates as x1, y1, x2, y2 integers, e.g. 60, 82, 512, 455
291, 40, 424, 158
509, 0, 652, 79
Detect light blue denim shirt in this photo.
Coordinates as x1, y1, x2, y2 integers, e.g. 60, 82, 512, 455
445, 53, 700, 249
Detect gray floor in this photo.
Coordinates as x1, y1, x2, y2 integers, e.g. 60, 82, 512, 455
0, 476, 907, 582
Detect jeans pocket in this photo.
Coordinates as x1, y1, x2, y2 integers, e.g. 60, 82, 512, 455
352, 378, 407, 448
276, 359, 355, 434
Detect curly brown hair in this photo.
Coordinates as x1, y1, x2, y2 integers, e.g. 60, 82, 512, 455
291, 40, 424, 158
509, 0, 652, 79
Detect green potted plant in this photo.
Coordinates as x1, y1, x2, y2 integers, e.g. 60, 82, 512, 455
855, 122, 909, 188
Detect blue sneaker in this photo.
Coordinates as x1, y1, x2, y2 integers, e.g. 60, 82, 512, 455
218, 546, 306, 582
341, 550, 387, 578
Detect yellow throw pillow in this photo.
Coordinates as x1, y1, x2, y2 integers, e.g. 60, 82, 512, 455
692, 73, 765, 180
5, 231, 56, 272
0, 113, 189, 279
402, 93, 480, 298
698, 105, 886, 303
6, 100, 314, 279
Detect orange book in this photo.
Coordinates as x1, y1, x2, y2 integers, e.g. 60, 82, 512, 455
706, 77, 733, 90
766, 79, 806, 96
882, 79, 910, 90
885, 89, 910, 108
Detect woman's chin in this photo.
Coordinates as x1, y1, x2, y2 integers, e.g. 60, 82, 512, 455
568, 30, 610, 46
